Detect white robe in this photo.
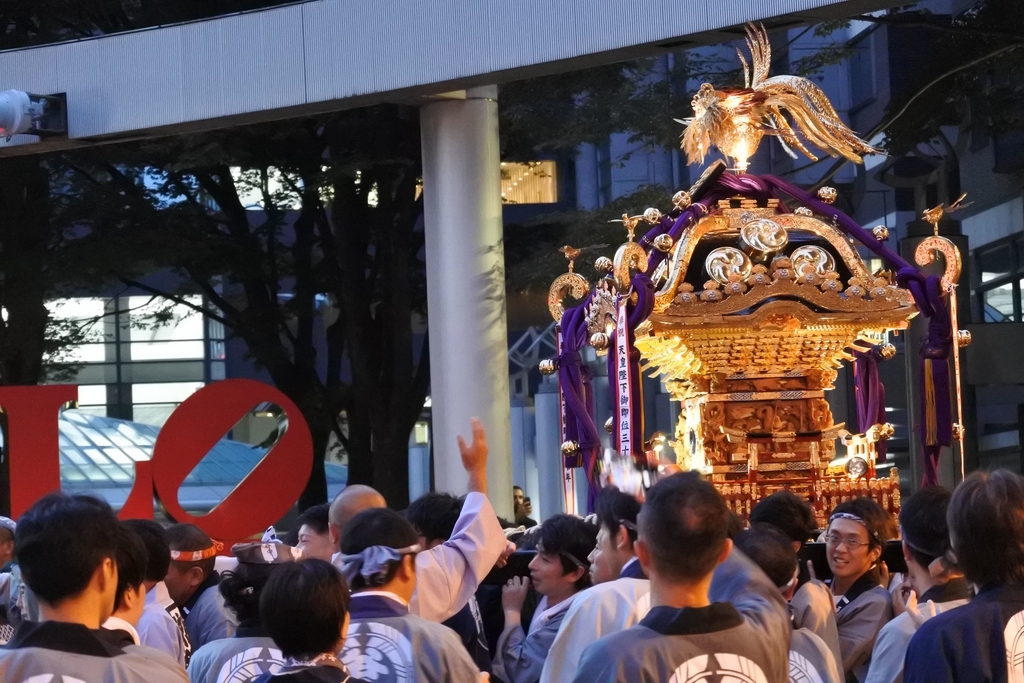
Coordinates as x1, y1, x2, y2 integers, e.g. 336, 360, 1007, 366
539, 578, 652, 683
864, 597, 968, 683
138, 581, 192, 667
333, 491, 505, 623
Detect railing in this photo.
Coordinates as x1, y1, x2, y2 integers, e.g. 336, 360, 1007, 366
508, 323, 557, 400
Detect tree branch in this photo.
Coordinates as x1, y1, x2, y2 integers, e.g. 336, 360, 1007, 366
116, 277, 233, 327
785, 42, 1024, 186
850, 14, 1024, 44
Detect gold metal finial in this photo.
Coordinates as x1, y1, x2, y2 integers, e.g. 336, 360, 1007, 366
559, 245, 582, 272
923, 193, 970, 236
548, 245, 590, 321
610, 214, 644, 241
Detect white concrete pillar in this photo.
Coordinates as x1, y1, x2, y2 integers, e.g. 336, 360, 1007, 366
534, 381, 565, 521
421, 85, 514, 520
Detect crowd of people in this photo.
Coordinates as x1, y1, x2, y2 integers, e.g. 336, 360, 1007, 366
1, 417, 1024, 683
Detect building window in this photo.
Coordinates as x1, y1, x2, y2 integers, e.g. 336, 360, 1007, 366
974, 235, 1024, 322
501, 161, 557, 204
45, 295, 224, 425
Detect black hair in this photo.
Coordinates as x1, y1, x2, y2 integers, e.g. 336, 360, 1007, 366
750, 490, 817, 545
899, 486, 952, 569
220, 562, 281, 624
260, 559, 350, 660
639, 472, 729, 581
297, 503, 330, 537
535, 514, 598, 591
734, 524, 798, 588
112, 522, 149, 612
406, 493, 463, 544
341, 508, 419, 590
726, 511, 746, 539
949, 469, 1024, 588
594, 487, 641, 542
166, 523, 216, 578
122, 519, 171, 583
513, 486, 524, 493
14, 493, 121, 605
830, 497, 894, 551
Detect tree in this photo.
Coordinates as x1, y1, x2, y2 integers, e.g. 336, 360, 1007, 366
63, 106, 428, 509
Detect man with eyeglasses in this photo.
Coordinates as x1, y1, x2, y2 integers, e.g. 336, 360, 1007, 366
541, 487, 652, 683
905, 469, 1024, 683
496, 514, 598, 683
823, 498, 894, 682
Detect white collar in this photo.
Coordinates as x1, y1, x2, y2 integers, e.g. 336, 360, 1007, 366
351, 590, 410, 607
145, 581, 173, 608
102, 616, 140, 645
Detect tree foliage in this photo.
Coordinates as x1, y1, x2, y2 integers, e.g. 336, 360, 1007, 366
62, 106, 429, 509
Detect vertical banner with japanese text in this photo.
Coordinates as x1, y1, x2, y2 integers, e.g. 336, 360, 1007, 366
615, 296, 633, 456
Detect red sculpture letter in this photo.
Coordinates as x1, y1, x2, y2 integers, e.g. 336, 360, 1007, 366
0, 385, 78, 518
151, 379, 313, 542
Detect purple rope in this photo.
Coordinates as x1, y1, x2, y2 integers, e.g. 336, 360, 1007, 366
853, 350, 888, 463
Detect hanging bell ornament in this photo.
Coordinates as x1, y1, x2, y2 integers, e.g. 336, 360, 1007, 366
672, 190, 692, 209
817, 186, 838, 204
878, 343, 897, 360
652, 234, 674, 253
604, 417, 614, 434
589, 332, 609, 351
952, 424, 965, 441
643, 207, 662, 224
561, 440, 580, 456
872, 226, 890, 242
957, 330, 972, 348
538, 359, 557, 375
594, 256, 614, 274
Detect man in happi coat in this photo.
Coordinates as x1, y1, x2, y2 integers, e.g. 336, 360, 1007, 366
188, 527, 305, 683
166, 523, 238, 650
541, 486, 652, 683
126, 518, 194, 667
0, 493, 187, 683
572, 472, 788, 683
329, 419, 511, 624
338, 508, 481, 683
905, 470, 1024, 683
735, 524, 842, 683
865, 487, 969, 683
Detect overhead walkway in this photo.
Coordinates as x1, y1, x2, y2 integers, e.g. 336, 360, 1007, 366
0, 0, 893, 155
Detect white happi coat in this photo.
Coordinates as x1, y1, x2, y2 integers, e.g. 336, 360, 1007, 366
138, 580, 193, 667
332, 491, 506, 623
540, 578, 652, 683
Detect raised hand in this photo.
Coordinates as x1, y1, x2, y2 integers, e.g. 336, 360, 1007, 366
457, 418, 488, 495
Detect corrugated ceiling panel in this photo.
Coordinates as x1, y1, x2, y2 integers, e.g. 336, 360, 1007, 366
218, 6, 305, 117
302, 0, 378, 101
101, 30, 183, 133
54, 40, 103, 138
180, 19, 227, 122
0, 0, 884, 145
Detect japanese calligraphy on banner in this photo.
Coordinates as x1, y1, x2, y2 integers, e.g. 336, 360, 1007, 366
615, 295, 633, 456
